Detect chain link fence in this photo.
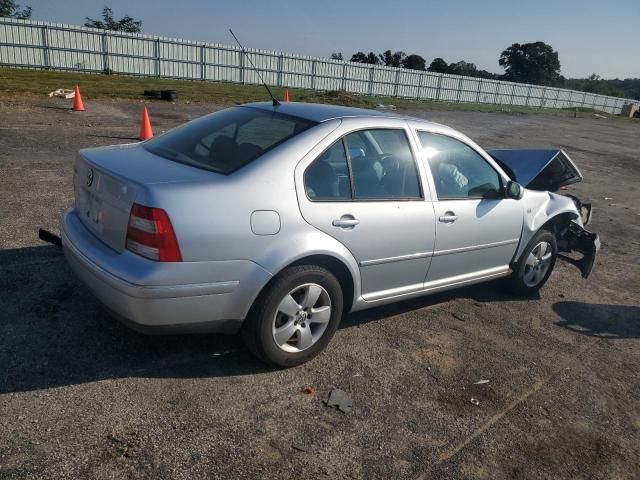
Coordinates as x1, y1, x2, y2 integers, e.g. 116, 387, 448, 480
1, 17, 638, 114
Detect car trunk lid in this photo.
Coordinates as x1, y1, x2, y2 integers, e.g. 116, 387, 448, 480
74, 143, 216, 253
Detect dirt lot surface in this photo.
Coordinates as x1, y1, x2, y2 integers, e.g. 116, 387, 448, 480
1, 97, 639, 479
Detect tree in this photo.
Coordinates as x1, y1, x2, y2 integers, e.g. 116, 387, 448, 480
84, 7, 142, 33
564, 74, 626, 98
0, 0, 32, 19
378, 50, 406, 68
401, 54, 426, 71
330, 52, 343, 61
350, 51, 380, 65
499, 41, 562, 86
475, 69, 499, 80
448, 60, 479, 77
427, 58, 449, 73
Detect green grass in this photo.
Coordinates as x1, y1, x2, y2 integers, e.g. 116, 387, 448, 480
0, 67, 629, 120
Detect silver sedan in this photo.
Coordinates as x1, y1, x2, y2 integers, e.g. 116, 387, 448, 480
61, 102, 599, 366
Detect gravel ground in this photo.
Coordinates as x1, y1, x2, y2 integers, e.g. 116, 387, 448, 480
0, 97, 639, 480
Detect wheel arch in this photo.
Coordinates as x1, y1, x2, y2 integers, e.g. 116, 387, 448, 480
540, 212, 578, 236
249, 253, 357, 321
514, 190, 582, 261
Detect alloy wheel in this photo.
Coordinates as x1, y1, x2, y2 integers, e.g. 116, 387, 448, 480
271, 283, 332, 353
523, 241, 553, 287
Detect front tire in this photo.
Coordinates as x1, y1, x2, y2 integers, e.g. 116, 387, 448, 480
242, 265, 344, 367
508, 229, 557, 296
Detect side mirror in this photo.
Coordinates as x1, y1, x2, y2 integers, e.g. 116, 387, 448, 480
506, 181, 524, 200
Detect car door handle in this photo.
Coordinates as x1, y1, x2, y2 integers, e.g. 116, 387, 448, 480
438, 212, 458, 223
332, 216, 360, 228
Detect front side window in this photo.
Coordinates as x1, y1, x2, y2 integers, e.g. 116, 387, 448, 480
418, 132, 502, 200
344, 129, 421, 200
144, 107, 316, 175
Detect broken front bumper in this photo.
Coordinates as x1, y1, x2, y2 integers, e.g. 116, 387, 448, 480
557, 220, 600, 278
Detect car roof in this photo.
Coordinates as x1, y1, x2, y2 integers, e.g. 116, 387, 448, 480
244, 101, 458, 138
245, 101, 407, 123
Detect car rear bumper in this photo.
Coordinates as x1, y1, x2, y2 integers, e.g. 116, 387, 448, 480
61, 209, 271, 333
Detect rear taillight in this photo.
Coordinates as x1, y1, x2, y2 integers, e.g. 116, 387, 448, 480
126, 203, 182, 262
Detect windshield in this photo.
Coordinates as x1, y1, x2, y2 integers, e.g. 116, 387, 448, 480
143, 106, 317, 174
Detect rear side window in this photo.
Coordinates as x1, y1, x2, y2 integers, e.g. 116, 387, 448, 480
304, 140, 352, 201
144, 107, 316, 174
418, 132, 502, 200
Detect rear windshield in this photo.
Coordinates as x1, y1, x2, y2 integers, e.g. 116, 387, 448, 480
143, 106, 317, 174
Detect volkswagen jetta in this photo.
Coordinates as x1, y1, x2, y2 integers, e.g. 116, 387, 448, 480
61, 102, 599, 366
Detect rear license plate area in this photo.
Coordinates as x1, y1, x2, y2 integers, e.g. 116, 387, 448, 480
77, 187, 104, 232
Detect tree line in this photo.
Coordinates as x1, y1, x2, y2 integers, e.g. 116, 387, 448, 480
332, 42, 564, 86
332, 43, 639, 100
331, 51, 499, 80
2, 1, 638, 100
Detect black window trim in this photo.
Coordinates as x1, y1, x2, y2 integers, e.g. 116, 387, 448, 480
416, 130, 506, 202
304, 127, 425, 203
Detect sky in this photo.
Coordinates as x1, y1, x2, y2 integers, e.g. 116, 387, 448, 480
23, 0, 640, 79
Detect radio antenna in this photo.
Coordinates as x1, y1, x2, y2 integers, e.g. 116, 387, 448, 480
229, 29, 280, 107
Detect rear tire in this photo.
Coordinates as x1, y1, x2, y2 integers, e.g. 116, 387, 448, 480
508, 229, 557, 296
242, 265, 344, 367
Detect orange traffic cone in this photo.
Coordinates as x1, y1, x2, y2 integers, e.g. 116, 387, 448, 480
72, 84, 85, 111
283, 89, 290, 102
139, 106, 153, 140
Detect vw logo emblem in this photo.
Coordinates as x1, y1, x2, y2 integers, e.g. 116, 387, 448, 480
86, 169, 94, 187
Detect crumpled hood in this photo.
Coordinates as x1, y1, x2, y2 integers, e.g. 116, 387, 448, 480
488, 149, 583, 192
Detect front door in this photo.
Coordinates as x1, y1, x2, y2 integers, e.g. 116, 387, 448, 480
416, 131, 523, 286
298, 127, 436, 300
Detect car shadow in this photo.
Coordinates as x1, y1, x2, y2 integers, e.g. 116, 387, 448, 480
553, 301, 640, 339
0, 243, 526, 394
0, 244, 274, 394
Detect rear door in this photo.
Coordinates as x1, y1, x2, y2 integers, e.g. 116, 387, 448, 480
416, 131, 524, 286
297, 122, 436, 300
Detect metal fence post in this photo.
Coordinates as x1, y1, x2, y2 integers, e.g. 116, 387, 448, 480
341, 63, 347, 91
509, 84, 516, 105
41, 25, 50, 69
101, 32, 109, 72
540, 88, 547, 108
239, 50, 245, 84
581, 92, 587, 107
277, 54, 283, 87
435, 75, 442, 101
553, 88, 560, 108
393, 69, 401, 97
368, 66, 375, 96
417, 72, 425, 100
153, 39, 160, 77
200, 44, 206, 80
455, 77, 463, 102
525, 85, 532, 106
475, 79, 482, 103
310, 59, 316, 90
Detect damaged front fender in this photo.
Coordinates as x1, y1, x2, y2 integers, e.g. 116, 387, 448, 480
516, 190, 599, 279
